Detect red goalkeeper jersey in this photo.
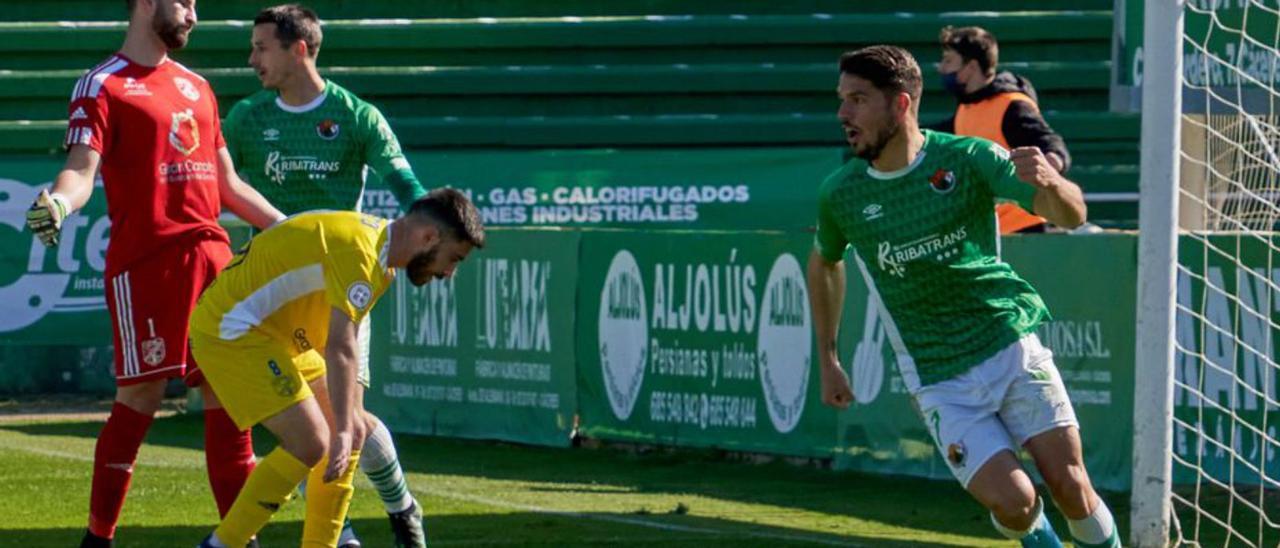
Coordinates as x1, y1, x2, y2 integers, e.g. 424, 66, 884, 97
64, 53, 229, 275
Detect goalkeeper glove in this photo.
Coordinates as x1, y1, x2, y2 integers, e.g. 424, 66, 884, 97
26, 189, 70, 247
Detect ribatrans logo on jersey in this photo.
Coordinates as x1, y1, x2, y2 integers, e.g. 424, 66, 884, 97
876, 225, 969, 278
173, 77, 200, 101
264, 151, 342, 184
168, 109, 199, 156
757, 253, 811, 433
599, 250, 647, 420
877, 242, 906, 278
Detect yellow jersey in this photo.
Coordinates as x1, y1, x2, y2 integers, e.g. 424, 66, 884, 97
190, 211, 395, 354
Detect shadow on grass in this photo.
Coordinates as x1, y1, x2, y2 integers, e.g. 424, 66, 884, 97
1, 512, 999, 548
0, 414, 1133, 545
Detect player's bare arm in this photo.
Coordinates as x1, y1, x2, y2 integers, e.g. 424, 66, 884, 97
25, 144, 101, 246
323, 306, 366, 482
51, 144, 100, 210
1012, 146, 1087, 228
807, 248, 853, 410
216, 147, 286, 230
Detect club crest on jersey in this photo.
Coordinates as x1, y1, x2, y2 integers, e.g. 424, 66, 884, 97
168, 109, 200, 156
347, 281, 373, 311
173, 76, 200, 101
266, 359, 297, 397
316, 119, 340, 140
947, 442, 967, 467
271, 374, 297, 397
141, 336, 166, 366
929, 168, 957, 194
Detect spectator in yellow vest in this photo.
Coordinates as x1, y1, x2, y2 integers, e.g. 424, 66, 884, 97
931, 26, 1072, 234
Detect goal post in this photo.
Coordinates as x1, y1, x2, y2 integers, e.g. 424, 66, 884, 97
1132, 1, 1280, 546
1132, 1, 1183, 547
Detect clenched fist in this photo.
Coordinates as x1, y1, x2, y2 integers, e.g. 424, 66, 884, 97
1010, 146, 1061, 190
820, 360, 854, 410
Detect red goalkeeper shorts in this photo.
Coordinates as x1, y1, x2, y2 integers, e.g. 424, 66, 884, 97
105, 236, 231, 387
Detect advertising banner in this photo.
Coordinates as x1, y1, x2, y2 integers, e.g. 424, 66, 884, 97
367, 229, 580, 447
1173, 235, 1280, 486
0, 157, 112, 345
409, 148, 838, 231
575, 230, 838, 457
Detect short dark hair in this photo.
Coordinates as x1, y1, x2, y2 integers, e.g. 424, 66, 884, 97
255, 4, 323, 58
409, 189, 486, 249
125, 0, 137, 11
838, 45, 923, 102
940, 26, 999, 76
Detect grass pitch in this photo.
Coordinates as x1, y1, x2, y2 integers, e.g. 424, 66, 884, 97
0, 409, 1138, 547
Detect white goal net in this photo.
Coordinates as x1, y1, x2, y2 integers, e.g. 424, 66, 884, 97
1144, 1, 1280, 546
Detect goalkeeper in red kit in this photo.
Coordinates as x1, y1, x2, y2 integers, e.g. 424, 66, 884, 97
24, 1, 285, 546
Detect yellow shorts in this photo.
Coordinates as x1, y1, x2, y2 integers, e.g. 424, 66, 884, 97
191, 331, 327, 430
294, 348, 327, 384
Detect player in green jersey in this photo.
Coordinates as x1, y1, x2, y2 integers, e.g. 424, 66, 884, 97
225, 5, 428, 547
807, 46, 1119, 548
225, 10, 426, 216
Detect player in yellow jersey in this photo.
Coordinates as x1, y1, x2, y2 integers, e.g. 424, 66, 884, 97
193, 189, 484, 548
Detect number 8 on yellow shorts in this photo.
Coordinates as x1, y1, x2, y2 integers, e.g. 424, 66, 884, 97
191, 331, 322, 431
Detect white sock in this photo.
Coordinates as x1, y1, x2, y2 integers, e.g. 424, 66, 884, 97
360, 415, 414, 513
337, 525, 361, 546
991, 497, 1044, 540
1068, 499, 1117, 545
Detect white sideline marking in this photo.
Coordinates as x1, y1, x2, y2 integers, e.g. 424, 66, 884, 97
0, 433, 192, 469
0, 433, 860, 546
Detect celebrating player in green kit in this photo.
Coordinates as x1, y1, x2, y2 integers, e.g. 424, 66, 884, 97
808, 46, 1119, 547
223, 5, 428, 547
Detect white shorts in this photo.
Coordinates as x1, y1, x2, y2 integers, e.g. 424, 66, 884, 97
914, 334, 1078, 488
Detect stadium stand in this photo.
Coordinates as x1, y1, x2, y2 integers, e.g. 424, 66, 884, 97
0, 0, 1139, 226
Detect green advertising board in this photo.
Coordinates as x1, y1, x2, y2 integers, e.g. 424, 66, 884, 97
1113, 0, 1279, 112
0, 145, 839, 393
833, 234, 1139, 492
366, 229, 580, 447
575, 230, 838, 457
0, 156, 116, 394
407, 148, 839, 232
0, 156, 112, 346
1173, 235, 1280, 487
0, 344, 116, 394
